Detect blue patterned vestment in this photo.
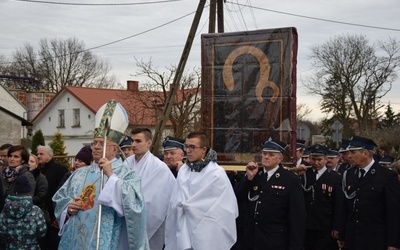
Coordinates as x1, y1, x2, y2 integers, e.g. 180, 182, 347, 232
53, 158, 149, 250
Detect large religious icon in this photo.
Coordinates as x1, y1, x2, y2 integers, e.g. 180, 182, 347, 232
201, 28, 298, 164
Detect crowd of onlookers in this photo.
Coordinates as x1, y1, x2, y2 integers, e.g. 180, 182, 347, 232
0, 143, 93, 249
1, 132, 400, 250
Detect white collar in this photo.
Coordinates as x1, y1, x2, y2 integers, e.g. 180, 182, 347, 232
360, 159, 374, 174
264, 165, 280, 179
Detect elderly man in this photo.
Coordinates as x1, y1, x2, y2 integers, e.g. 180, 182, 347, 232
119, 135, 134, 158
37, 146, 68, 222
36, 145, 68, 249
124, 127, 176, 249
53, 99, 148, 249
162, 136, 185, 177
165, 131, 238, 250
234, 138, 306, 250
339, 135, 400, 250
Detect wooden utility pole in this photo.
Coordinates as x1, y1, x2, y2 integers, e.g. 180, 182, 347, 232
209, 0, 216, 33
209, 0, 224, 33
217, 0, 224, 32
151, 0, 207, 153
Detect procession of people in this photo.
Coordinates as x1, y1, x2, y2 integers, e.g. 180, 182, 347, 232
1, 99, 400, 250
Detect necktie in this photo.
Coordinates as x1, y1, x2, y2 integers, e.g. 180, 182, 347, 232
359, 169, 365, 181
308, 170, 317, 186
265, 172, 269, 182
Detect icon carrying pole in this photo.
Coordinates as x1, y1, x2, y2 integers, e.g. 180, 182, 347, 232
96, 117, 110, 250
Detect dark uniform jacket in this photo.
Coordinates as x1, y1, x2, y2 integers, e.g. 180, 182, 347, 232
234, 165, 306, 250
342, 162, 400, 250
336, 163, 351, 176
40, 159, 68, 222
302, 167, 345, 232
300, 160, 311, 167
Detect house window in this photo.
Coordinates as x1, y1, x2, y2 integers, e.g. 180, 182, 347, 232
58, 109, 65, 127
73, 108, 80, 127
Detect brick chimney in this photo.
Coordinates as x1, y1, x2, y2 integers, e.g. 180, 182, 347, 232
169, 83, 180, 91
127, 80, 139, 92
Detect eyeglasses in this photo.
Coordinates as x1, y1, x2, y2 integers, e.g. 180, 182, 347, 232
90, 141, 118, 148
183, 144, 204, 152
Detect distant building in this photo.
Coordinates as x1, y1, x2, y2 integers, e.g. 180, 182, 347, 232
31, 81, 196, 154
0, 84, 32, 145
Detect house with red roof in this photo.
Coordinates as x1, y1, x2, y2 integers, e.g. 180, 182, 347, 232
31, 81, 192, 155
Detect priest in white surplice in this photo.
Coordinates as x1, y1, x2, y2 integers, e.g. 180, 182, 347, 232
165, 131, 238, 250
124, 127, 176, 250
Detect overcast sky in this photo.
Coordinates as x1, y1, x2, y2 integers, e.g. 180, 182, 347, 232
1, 0, 400, 121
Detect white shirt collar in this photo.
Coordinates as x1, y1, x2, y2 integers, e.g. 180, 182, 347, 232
360, 159, 375, 174
264, 165, 280, 181
315, 166, 327, 180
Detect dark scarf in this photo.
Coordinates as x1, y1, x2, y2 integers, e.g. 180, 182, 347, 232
2, 165, 23, 182
30, 167, 41, 179
186, 148, 217, 172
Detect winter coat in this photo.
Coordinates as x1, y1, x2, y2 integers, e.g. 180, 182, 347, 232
0, 195, 47, 250
30, 168, 51, 224
39, 159, 68, 222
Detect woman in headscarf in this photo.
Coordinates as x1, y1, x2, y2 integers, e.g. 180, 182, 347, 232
58, 146, 92, 189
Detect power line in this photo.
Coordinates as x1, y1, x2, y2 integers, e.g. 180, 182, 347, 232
236, 0, 248, 31
247, 0, 258, 29
226, 1, 400, 32
86, 11, 195, 51
15, 0, 182, 6
0, 8, 199, 65
225, 3, 239, 31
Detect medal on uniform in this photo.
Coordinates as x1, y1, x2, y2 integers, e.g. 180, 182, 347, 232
328, 186, 332, 197
322, 183, 326, 194
253, 186, 258, 191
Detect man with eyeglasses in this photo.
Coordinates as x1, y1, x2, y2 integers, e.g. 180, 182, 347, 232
233, 138, 306, 250
339, 135, 400, 250
53, 100, 149, 250
165, 131, 238, 250
124, 127, 176, 250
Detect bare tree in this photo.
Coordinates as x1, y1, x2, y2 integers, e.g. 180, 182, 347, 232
305, 34, 400, 133
131, 58, 201, 139
2, 37, 118, 92
296, 103, 313, 122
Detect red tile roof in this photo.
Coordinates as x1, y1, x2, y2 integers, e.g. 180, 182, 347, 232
32, 85, 198, 127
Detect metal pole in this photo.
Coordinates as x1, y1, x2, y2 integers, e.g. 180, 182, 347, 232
96, 118, 110, 250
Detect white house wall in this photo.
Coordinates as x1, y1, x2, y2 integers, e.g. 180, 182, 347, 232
0, 85, 29, 142
0, 85, 27, 118
33, 91, 95, 155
